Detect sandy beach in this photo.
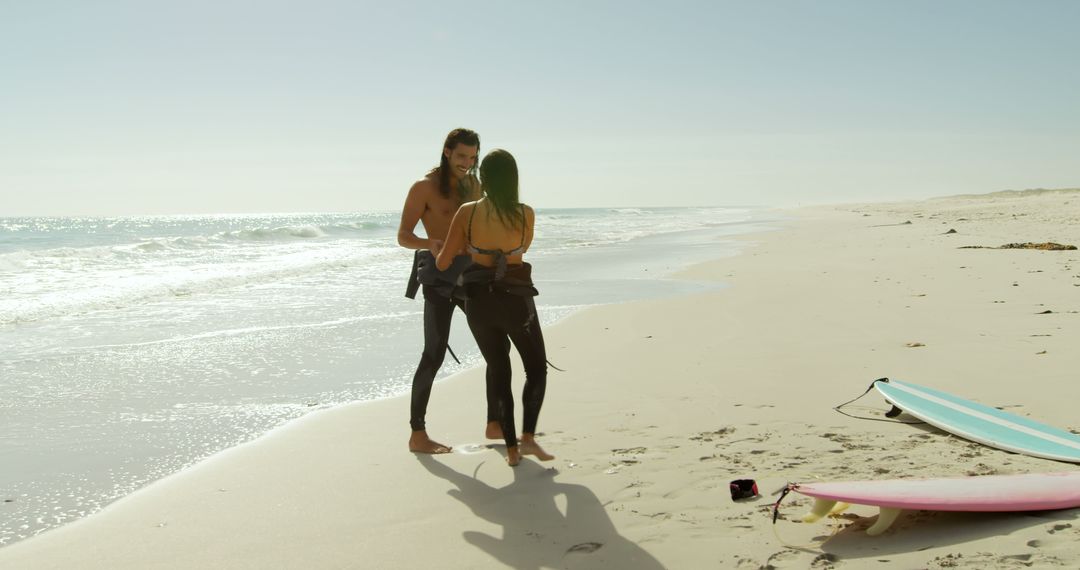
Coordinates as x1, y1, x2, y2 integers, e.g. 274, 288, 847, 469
2, 189, 1078, 569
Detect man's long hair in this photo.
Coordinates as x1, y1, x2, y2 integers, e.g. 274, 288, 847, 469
430, 128, 480, 200
479, 149, 525, 229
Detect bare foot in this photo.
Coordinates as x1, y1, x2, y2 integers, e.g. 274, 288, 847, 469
409, 431, 452, 454
519, 434, 554, 461
485, 421, 503, 440
506, 446, 521, 466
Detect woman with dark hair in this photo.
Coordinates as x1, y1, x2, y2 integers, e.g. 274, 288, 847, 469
435, 149, 553, 466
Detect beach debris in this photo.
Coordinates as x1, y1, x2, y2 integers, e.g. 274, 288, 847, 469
1000, 242, 1076, 250
960, 242, 1077, 250
1036, 351, 1048, 355
612, 447, 647, 455
1036, 310, 1054, 314
943, 228, 957, 234
566, 542, 603, 554
905, 342, 925, 348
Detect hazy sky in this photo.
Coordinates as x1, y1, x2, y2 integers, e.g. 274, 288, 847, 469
3, 0, 1078, 215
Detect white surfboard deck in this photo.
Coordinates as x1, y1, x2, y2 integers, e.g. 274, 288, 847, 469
875, 378, 1080, 463
793, 471, 1080, 535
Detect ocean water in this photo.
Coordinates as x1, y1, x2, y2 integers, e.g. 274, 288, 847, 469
0, 207, 773, 546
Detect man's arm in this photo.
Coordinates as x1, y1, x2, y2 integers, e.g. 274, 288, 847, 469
397, 180, 437, 251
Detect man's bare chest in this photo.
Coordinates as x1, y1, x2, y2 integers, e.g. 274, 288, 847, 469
419, 198, 458, 235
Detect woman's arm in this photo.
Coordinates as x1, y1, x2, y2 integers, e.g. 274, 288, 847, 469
436, 203, 471, 271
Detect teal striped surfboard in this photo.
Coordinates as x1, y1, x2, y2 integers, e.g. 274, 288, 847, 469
875, 379, 1080, 463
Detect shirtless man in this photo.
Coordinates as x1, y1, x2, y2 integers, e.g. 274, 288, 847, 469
398, 128, 499, 453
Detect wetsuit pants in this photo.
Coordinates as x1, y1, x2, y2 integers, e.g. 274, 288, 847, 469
465, 290, 547, 450
410, 287, 503, 429
409, 286, 466, 432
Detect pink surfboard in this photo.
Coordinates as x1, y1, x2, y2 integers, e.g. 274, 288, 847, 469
790, 471, 1080, 535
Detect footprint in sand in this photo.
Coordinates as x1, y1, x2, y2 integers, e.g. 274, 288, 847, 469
454, 443, 489, 454
762, 548, 799, 567
930, 551, 1064, 569
966, 463, 998, 476
811, 553, 839, 568
689, 427, 735, 442
731, 555, 760, 568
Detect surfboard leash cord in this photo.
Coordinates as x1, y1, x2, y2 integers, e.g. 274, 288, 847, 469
833, 377, 925, 424
770, 483, 844, 550
445, 344, 565, 372
772, 484, 795, 524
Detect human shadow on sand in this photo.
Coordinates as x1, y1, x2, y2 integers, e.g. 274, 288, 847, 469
417, 454, 665, 570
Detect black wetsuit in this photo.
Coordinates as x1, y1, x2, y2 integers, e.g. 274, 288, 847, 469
405, 250, 479, 432
461, 205, 547, 450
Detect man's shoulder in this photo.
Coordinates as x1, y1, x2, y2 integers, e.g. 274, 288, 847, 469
408, 175, 439, 195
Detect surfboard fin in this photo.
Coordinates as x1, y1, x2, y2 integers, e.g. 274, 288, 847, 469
866, 507, 902, 536
829, 501, 851, 515
801, 498, 837, 523
884, 405, 903, 418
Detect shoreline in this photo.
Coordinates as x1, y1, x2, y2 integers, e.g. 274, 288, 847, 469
0, 207, 768, 549
2, 191, 1079, 568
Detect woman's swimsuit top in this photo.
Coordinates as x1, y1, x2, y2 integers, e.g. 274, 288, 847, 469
466, 203, 527, 281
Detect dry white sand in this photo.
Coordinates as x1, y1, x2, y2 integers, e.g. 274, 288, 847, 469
1, 189, 1078, 569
